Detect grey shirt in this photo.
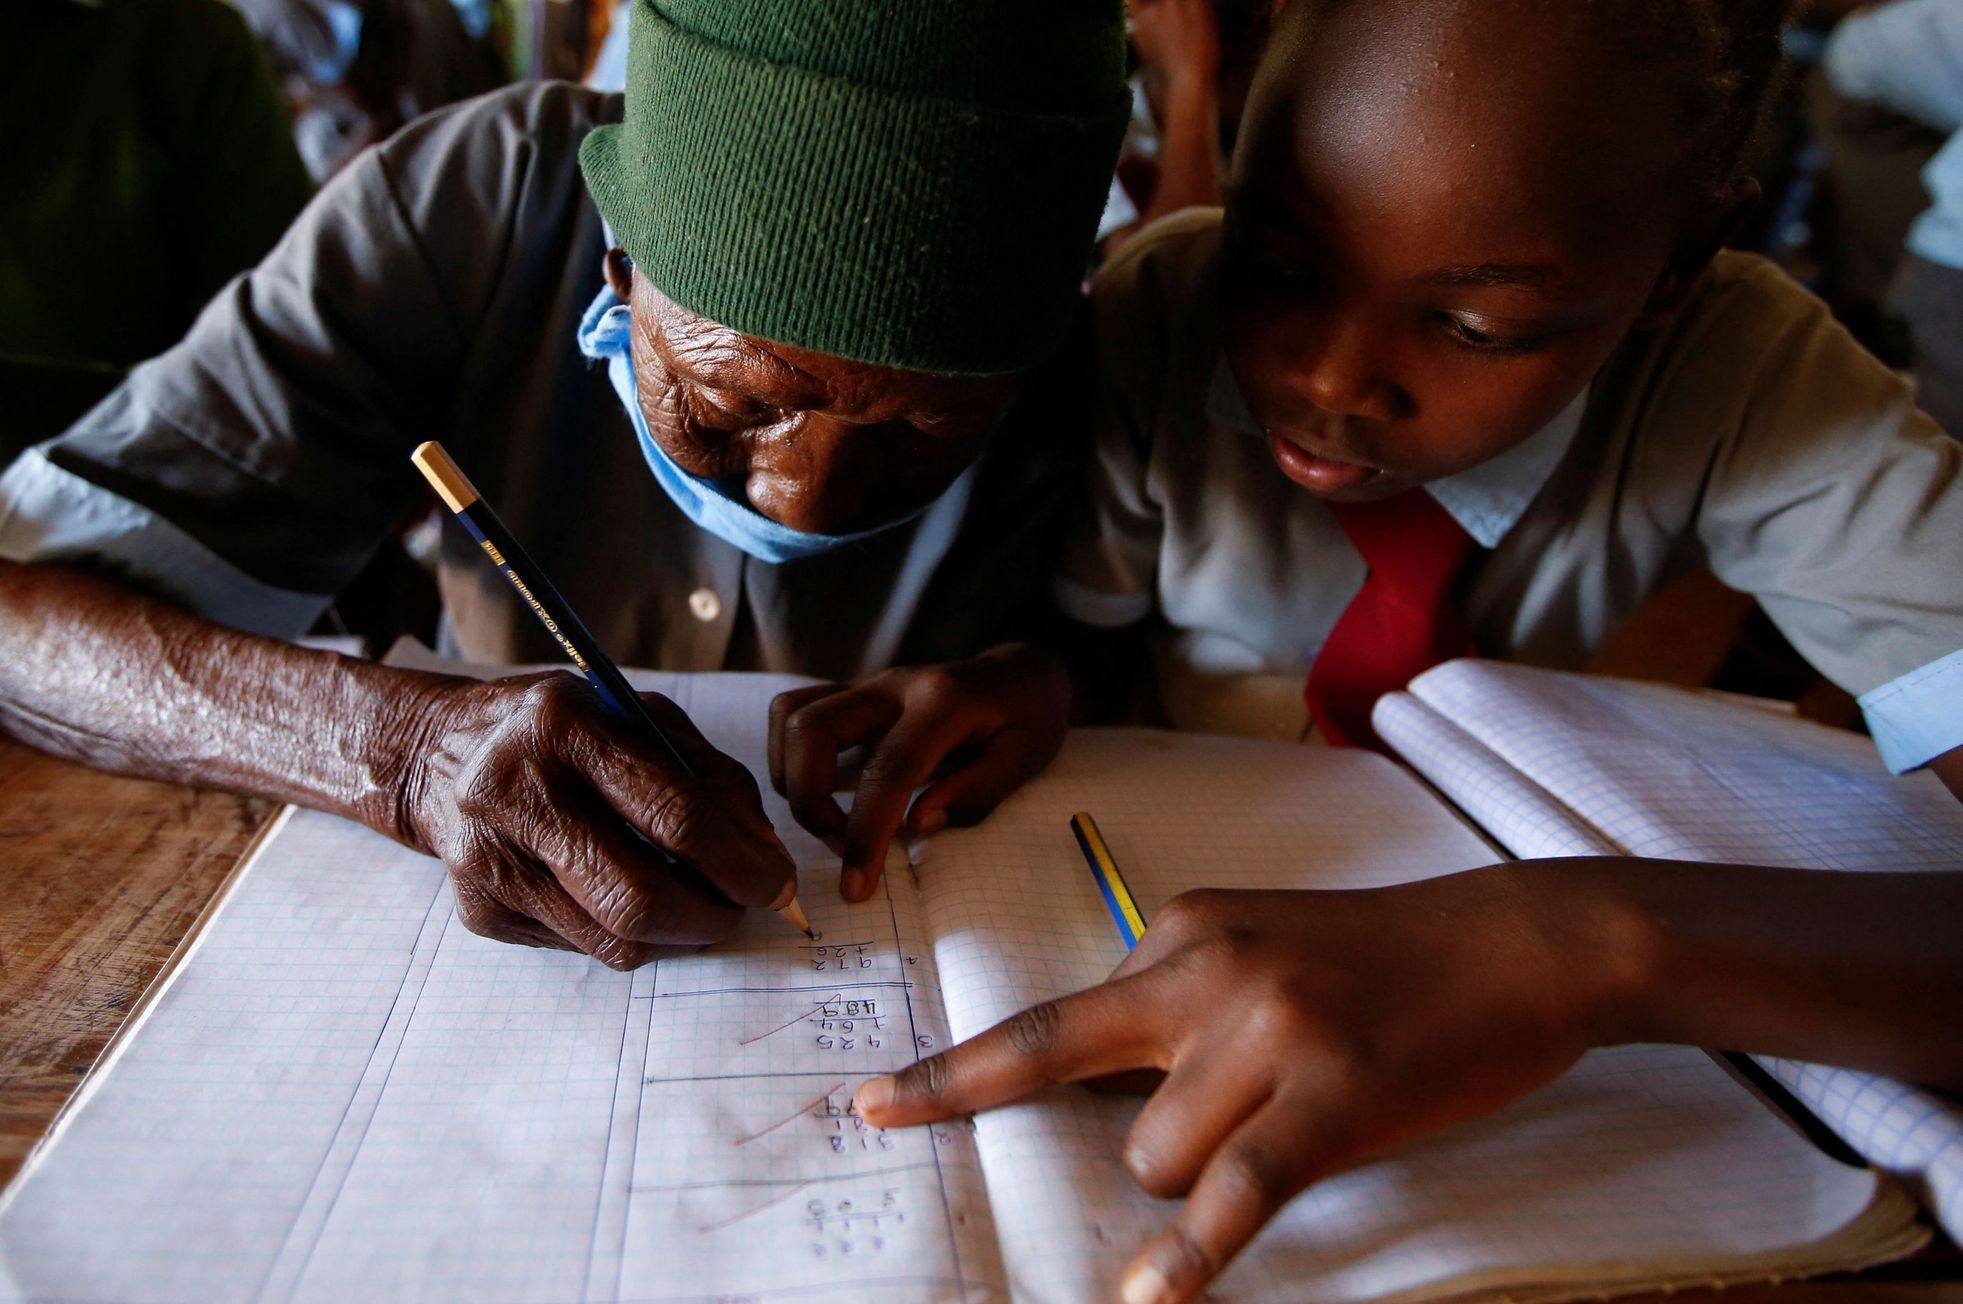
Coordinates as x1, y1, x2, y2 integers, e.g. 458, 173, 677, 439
1058, 212, 1963, 771
0, 83, 1086, 680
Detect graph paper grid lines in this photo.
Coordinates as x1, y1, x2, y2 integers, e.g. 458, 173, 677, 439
1380, 660, 1963, 1242
906, 730, 1911, 1302
0, 669, 1002, 1304
0, 661, 1930, 1302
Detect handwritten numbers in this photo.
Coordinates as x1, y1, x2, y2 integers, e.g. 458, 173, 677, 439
805, 1189, 906, 1260
815, 997, 886, 1052
802, 943, 876, 972
821, 1094, 898, 1155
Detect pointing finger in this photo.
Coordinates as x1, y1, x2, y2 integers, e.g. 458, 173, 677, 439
854, 976, 1166, 1127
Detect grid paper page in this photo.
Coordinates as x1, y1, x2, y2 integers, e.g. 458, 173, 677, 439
1392, 661, 1963, 869
0, 667, 1002, 1304
909, 730, 1911, 1303
1372, 695, 1616, 859
1381, 659, 1963, 1242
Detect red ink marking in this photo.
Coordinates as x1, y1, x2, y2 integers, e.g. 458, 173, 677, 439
737, 992, 843, 1047
733, 1084, 846, 1148
695, 1180, 814, 1233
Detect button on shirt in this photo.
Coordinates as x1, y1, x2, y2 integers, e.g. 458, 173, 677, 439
687, 588, 722, 623
0, 85, 1087, 683
1056, 211, 1963, 770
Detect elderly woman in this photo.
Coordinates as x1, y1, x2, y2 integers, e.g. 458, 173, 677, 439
0, 0, 1127, 966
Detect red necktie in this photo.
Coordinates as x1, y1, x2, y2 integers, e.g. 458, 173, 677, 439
1304, 490, 1479, 749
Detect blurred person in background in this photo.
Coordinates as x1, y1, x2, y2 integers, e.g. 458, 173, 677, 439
1822, 0, 1963, 436
1098, 0, 1279, 257
0, 0, 313, 462
234, 0, 506, 180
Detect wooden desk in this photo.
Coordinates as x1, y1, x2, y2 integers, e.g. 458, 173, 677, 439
0, 736, 272, 1187
0, 735, 1954, 1302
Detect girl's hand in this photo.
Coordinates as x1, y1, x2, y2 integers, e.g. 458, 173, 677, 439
854, 870, 1634, 1303
768, 644, 1071, 901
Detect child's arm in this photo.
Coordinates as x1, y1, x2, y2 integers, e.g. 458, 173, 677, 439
1937, 744, 1963, 799
854, 750, 1963, 1304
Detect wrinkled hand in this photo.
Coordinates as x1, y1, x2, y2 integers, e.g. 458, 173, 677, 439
1129, 0, 1222, 90
389, 671, 796, 969
856, 871, 1621, 1303
768, 644, 1071, 902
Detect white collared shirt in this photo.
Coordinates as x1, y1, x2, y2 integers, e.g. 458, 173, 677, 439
1056, 211, 1963, 768
1056, 363, 1588, 742
1201, 362, 1590, 550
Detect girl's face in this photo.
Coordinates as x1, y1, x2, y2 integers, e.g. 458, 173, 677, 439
1220, 0, 1725, 502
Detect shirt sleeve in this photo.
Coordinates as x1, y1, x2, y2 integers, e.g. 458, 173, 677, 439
1682, 260, 1963, 772
0, 88, 554, 625
1857, 648, 1963, 773
0, 447, 329, 638
1824, 0, 1963, 133
164, 0, 317, 315
1050, 237, 1172, 629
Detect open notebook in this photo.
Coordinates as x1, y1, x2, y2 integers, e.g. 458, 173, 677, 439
0, 653, 1932, 1303
1377, 660, 1963, 1245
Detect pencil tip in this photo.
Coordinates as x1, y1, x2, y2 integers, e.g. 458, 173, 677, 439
778, 895, 814, 939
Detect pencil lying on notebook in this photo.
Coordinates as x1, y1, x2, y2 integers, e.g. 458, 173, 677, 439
1070, 811, 1147, 949
410, 440, 814, 940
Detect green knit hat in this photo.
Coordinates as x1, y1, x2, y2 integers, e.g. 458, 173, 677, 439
579, 0, 1129, 375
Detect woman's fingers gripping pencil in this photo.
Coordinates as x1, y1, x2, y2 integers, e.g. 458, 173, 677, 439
410, 439, 814, 939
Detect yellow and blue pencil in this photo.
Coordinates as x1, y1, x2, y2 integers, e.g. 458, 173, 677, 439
1069, 812, 1147, 949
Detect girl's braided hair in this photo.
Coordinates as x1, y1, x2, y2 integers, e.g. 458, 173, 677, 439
1613, 0, 1799, 200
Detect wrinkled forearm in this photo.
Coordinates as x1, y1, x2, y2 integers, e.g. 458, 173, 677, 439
1544, 857, 1963, 1087
0, 558, 443, 839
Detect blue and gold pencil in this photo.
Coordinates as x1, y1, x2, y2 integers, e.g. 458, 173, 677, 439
1070, 811, 1147, 949
410, 440, 813, 939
